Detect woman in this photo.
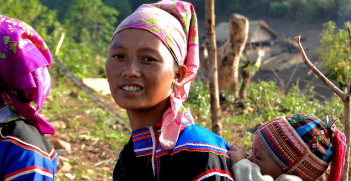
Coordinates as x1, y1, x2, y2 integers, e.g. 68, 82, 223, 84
0, 15, 57, 180
106, 1, 233, 180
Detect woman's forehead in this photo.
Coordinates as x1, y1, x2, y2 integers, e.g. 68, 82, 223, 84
111, 29, 174, 61
112, 29, 164, 49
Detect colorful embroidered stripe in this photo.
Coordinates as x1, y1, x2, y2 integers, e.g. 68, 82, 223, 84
134, 146, 153, 157
295, 167, 315, 181
131, 127, 149, 137
155, 149, 170, 157
0, 133, 52, 160
300, 161, 320, 178
173, 143, 229, 157
49, 148, 57, 161
133, 135, 152, 142
271, 124, 297, 160
294, 120, 320, 137
3, 166, 53, 181
135, 151, 153, 157
192, 169, 234, 181
261, 130, 290, 166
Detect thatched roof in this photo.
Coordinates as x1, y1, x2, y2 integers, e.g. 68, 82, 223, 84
247, 20, 278, 43
215, 20, 278, 44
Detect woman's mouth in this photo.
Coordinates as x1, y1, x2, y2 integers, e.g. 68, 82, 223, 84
121, 86, 143, 92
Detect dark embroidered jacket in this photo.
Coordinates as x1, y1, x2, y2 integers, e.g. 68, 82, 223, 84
0, 119, 58, 180
113, 124, 233, 181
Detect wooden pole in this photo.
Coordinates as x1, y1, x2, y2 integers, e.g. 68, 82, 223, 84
205, 0, 222, 136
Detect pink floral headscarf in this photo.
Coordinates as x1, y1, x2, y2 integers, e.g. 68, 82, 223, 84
0, 15, 54, 135
113, 0, 199, 150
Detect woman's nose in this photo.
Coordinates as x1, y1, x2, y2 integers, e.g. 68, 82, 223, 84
122, 58, 141, 78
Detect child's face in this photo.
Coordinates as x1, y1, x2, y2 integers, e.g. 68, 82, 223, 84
106, 29, 176, 111
247, 135, 284, 179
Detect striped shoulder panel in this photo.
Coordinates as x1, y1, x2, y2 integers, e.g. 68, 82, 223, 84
0, 132, 55, 160
3, 166, 53, 181
49, 148, 58, 161
192, 169, 234, 181
132, 127, 154, 157
173, 124, 230, 157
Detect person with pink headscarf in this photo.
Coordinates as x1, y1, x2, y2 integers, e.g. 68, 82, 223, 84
106, 1, 233, 180
0, 15, 57, 180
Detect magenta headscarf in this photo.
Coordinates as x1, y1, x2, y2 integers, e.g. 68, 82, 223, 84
113, 0, 199, 150
0, 15, 54, 135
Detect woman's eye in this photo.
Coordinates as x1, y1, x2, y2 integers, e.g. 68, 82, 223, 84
256, 156, 261, 160
142, 57, 157, 62
113, 54, 124, 59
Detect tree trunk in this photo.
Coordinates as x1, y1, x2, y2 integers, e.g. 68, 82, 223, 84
238, 49, 265, 101
205, 0, 222, 136
342, 97, 350, 181
238, 58, 252, 101
217, 14, 248, 97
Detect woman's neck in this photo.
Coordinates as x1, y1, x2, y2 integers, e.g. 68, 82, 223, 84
127, 97, 171, 131
0, 100, 5, 109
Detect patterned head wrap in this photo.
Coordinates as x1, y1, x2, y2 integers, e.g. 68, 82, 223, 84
256, 113, 346, 181
113, 0, 199, 150
0, 15, 54, 135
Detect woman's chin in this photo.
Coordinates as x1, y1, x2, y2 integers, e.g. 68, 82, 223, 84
115, 101, 145, 110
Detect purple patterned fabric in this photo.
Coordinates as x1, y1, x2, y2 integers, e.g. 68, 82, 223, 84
0, 15, 54, 135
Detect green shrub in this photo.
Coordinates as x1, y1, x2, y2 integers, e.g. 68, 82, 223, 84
188, 80, 344, 131
320, 21, 351, 90
269, 2, 291, 17
185, 81, 211, 126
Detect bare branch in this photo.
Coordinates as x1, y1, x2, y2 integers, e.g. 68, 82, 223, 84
251, 48, 265, 77
271, 68, 284, 88
298, 79, 329, 88
295, 36, 346, 100
285, 62, 299, 89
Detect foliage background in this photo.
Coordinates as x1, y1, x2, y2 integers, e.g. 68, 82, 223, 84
2, 0, 351, 79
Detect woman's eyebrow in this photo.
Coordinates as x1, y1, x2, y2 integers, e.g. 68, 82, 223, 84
139, 47, 160, 54
110, 44, 160, 54
110, 43, 126, 49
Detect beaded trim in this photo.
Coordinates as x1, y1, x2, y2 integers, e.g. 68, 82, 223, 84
0, 106, 21, 123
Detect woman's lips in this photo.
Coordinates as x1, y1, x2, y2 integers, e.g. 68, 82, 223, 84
120, 85, 143, 92
119, 83, 144, 93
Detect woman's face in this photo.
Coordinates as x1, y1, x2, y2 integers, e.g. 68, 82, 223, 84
106, 29, 176, 111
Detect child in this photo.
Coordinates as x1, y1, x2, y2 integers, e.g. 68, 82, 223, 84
228, 113, 346, 181
0, 15, 57, 180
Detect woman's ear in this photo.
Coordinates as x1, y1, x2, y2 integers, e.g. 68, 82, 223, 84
172, 65, 187, 88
